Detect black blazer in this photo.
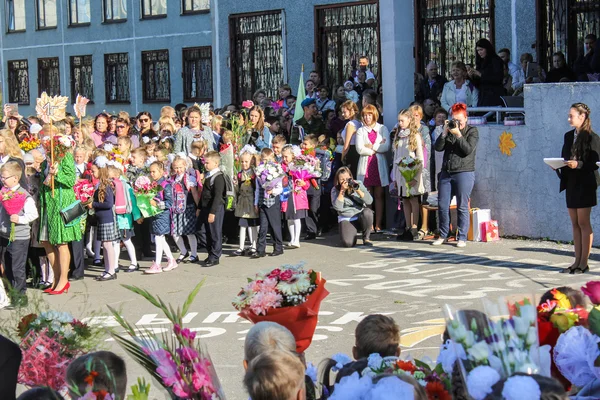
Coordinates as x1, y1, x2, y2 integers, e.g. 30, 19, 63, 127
558, 129, 600, 192
0, 335, 22, 400
417, 75, 448, 102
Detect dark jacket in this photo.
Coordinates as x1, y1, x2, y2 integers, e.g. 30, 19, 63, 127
417, 75, 448, 102
201, 170, 225, 214
92, 184, 115, 224
0, 335, 21, 400
558, 129, 600, 192
474, 55, 505, 106
151, 178, 172, 235
574, 49, 600, 79
434, 125, 479, 173
546, 65, 576, 83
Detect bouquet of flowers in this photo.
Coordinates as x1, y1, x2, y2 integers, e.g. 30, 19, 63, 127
397, 156, 422, 195
233, 264, 329, 353
255, 161, 286, 194
42, 135, 76, 164
108, 281, 225, 399
289, 153, 322, 190
19, 136, 41, 152
16, 311, 98, 392
133, 176, 163, 218
74, 180, 95, 204
0, 186, 29, 242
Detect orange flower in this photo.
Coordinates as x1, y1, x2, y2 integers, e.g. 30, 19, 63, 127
84, 371, 99, 386
425, 381, 451, 400
395, 360, 416, 373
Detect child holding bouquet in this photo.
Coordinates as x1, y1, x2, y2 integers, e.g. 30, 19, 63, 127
108, 163, 141, 273
391, 109, 424, 240
88, 157, 120, 281
252, 148, 285, 258
233, 146, 259, 257
145, 161, 177, 274
281, 145, 309, 249
170, 156, 200, 264
127, 147, 152, 260
0, 161, 38, 306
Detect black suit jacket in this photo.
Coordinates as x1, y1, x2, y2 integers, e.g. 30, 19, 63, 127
417, 75, 447, 102
0, 335, 22, 400
558, 129, 600, 193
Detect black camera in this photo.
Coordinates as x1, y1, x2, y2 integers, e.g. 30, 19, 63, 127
347, 178, 360, 190
447, 119, 459, 130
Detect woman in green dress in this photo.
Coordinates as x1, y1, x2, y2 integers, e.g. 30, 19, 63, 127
39, 135, 82, 295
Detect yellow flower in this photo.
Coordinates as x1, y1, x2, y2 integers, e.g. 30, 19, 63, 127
551, 289, 572, 310
498, 131, 516, 156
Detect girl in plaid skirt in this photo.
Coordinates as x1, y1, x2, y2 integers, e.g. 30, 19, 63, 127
89, 156, 119, 281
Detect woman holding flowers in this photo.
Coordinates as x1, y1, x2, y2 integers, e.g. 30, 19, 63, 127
355, 104, 390, 233
391, 109, 425, 240
554, 103, 600, 274
433, 102, 479, 248
39, 128, 82, 294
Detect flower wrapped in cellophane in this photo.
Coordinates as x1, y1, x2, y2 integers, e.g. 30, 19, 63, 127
397, 156, 422, 196
108, 280, 226, 400
289, 153, 322, 190
0, 186, 28, 242
133, 176, 163, 218
233, 264, 329, 353
255, 161, 286, 194
74, 180, 95, 204
443, 294, 551, 400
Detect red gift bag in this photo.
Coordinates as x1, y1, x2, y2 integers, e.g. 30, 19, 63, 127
482, 220, 500, 242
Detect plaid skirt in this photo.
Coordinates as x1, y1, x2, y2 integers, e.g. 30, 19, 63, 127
171, 203, 197, 236
97, 222, 120, 242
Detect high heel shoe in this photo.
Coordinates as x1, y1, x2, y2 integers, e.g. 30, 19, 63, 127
571, 266, 590, 274
43, 286, 55, 293
48, 282, 70, 295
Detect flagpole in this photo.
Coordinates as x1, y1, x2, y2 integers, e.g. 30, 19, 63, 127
50, 120, 55, 197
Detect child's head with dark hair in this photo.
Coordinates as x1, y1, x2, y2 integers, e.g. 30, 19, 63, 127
353, 314, 400, 360
66, 351, 127, 400
301, 134, 319, 151
539, 286, 586, 309
17, 387, 65, 400
434, 107, 449, 126
244, 350, 306, 400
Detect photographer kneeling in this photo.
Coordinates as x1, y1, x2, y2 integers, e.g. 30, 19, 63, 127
331, 167, 374, 247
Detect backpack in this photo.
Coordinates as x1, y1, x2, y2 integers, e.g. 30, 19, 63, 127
210, 171, 236, 211
171, 180, 187, 214
316, 149, 333, 181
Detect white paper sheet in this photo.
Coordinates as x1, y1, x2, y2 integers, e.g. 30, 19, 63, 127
544, 158, 567, 169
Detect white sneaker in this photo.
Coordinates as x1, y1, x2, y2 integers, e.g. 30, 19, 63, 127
432, 238, 447, 246
456, 240, 467, 248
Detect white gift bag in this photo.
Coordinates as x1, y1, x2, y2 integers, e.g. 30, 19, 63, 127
0, 279, 9, 309
473, 209, 492, 242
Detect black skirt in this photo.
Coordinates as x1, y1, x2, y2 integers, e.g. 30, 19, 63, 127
566, 178, 597, 209
344, 145, 360, 178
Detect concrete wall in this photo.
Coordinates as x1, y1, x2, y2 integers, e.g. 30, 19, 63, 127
0, 0, 212, 117
471, 82, 600, 244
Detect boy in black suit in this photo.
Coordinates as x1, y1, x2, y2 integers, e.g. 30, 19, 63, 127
198, 151, 225, 267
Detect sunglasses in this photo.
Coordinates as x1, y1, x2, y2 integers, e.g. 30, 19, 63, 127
140, 118, 150, 122
116, 125, 127, 129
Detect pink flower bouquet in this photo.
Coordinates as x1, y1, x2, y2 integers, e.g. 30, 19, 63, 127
133, 176, 162, 218
233, 264, 329, 353
0, 187, 29, 242
289, 154, 322, 190
74, 180, 95, 204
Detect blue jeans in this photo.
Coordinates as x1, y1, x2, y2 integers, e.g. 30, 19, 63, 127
438, 171, 475, 241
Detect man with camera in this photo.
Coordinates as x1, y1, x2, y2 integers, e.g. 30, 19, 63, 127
331, 167, 374, 247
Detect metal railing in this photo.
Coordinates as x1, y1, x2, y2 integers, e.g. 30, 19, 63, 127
467, 107, 526, 125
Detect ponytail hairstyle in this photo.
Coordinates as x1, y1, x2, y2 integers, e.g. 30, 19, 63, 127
397, 109, 420, 152
570, 103, 593, 162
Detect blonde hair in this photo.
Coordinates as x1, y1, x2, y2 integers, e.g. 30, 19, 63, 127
0, 129, 23, 158
272, 134, 287, 145
408, 104, 424, 120
117, 136, 132, 149
211, 115, 224, 131
160, 106, 175, 118
244, 350, 305, 400
341, 100, 359, 119
221, 130, 233, 143
1, 161, 23, 179
204, 150, 221, 162
361, 104, 379, 124
397, 109, 420, 152
191, 140, 207, 154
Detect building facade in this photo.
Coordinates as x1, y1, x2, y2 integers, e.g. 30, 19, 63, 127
0, 0, 598, 121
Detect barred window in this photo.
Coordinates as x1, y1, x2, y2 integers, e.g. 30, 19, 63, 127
182, 0, 209, 14
105, 53, 130, 103
142, 50, 171, 103
69, 0, 90, 25
182, 47, 213, 102
37, 0, 57, 29
104, 0, 127, 21
416, 0, 494, 77
71, 55, 94, 101
7, 0, 26, 32
142, 0, 167, 18
8, 60, 30, 105
38, 57, 60, 96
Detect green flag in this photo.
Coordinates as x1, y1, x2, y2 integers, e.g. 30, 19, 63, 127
294, 69, 306, 122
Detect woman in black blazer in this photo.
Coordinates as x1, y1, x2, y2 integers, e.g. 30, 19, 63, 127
555, 103, 600, 274
468, 38, 505, 107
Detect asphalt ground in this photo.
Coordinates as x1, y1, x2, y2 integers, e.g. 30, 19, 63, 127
5, 233, 599, 399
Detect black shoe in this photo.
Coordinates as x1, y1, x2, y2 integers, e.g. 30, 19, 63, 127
123, 264, 140, 273
231, 249, 244, 257
202, 257, 210, 264
571, 266, 590, 274
251, 252, 266, 259
304, 233, 317, 240
69, 276, 84, 281
363, 240, 374, 247
95, 272, 117, 281
317, 228, 323, 237
188, 256, 199, 263
92, 259, 103, 266
269, 249, 284, 257
114, 266, 120, 273
203, 259, 220, 267
177, 253, 189, 264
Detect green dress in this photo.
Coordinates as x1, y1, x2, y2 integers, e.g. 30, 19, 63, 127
39, 152, 82, 245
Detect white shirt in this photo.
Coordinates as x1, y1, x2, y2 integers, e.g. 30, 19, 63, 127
455, 85, 468, 105
354, 69, 376, 83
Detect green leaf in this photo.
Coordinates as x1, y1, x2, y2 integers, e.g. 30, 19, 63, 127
414, 358, 432, 372
182, 279, 206, 316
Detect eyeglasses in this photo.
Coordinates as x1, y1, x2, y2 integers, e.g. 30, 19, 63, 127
1, 175, 14, 181
116, 125, 127, 129
139, 118, 150, 122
